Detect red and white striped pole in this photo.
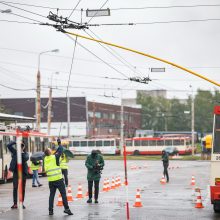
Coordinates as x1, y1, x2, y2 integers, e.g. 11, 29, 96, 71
16, 131, 23, 220
123, 145, 130, 220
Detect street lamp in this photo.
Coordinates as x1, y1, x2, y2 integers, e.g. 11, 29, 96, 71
36, 49, 59, 131
47, 72, 59, 135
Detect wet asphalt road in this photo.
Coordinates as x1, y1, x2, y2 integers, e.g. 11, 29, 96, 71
0, 159, 219, 220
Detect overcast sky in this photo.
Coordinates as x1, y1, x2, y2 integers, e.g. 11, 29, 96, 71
0, 0, 220, 105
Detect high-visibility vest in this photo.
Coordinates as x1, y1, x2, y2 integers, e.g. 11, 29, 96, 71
60, 154, 68, 170
30, 161, 40, 171
44, 155, 62, 182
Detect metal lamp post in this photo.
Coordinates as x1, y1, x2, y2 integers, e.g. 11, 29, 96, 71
36, 49, 59, 131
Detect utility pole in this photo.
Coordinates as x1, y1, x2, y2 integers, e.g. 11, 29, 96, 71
36, 70, 41, 131
120, 89, 124, 154
47, 87, 52, 135
190, 85, 195, 156
67, 96, 70, 138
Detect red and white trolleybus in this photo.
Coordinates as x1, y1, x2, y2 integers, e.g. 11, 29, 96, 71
125, 136, 192, 155
0, 129, 50, 183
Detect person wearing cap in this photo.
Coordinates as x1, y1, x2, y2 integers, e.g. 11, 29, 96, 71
85, 150, 105, 204
162, 150, 169, 182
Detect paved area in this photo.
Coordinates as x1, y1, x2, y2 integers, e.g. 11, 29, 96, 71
0, 159, 219, 220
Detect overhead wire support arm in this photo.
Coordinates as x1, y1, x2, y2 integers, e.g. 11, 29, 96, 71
63, 31, 220, 87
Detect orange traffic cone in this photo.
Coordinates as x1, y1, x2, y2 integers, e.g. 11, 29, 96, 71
160, 176, 166, 184
111, 177, 116, 189
118, 176, 121, 187
107, 178, 111, 191
102, 179, 108, 192
115, 177, 118, 188
191, 175, 196, 186
56, 194, 63, 206
133, 189, 143, 207
195, 188, 204, 208
76, 183, 84, 198
67, 185, 74, 202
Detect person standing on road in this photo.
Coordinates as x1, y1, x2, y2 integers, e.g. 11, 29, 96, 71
54, 138, 69, 187
162, 150, 169, 182
30, 160, 43, 187
7, 141, 29, 209
85, 150, 105, 204
44, 147, 73, 216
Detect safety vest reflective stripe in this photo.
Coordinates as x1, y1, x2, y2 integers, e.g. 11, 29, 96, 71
44, 155, 62, 182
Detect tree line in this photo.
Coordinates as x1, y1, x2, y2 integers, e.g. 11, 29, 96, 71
137, 89, 220, 135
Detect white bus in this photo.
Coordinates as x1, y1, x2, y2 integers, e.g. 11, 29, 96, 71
68, 138, 120, 155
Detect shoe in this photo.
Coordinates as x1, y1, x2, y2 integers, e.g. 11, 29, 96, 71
38, 184, 43, 187
49, 210, 54, 215
94, 200, 98, 204
87, 199, 92, 203
32, 185, 38, 187
23, 205, 26, 209
64, 209, 73, 215
11, 204, 18, 209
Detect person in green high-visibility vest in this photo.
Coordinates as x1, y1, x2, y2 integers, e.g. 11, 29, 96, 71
30, 160, 42, 187
44, 147, 73, 216
60, 153, 69, 187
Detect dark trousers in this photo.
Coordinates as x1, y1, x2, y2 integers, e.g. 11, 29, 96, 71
48, 179, 69, 211
163, 164, 169, 182
88, 180, 99, 200
62, 169, 68, 186
13, 172, 27, 204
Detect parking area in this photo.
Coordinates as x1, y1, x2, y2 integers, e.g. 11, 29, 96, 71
0, 159, 218, 220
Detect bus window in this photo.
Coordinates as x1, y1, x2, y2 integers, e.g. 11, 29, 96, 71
165, 140, 172, 146
0, 140, 2, 159
180, 140, 184, 145
96, 141, 102, 147
35, 137, 41, 152
213, 115, 220, 153
110, 140, 114, 146
104, 141, 111, 147
134, 140, 140, 146
141, 140, 148, 146
22, 137, 28, 152
81, 141, 87, 147
126, 140, 132, 147
173, 140, 181, 146
88, 141, 95, 147
73, 141, 80, 147
157, 140, 164, 146
148, 140, 156, 146
116, 139, 120, 146
3, 136, 10, 154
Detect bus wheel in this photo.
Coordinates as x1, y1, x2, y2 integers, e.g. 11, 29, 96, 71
3, 166, 8, 184
133, 150, 140, 156
214, 203, 220, 213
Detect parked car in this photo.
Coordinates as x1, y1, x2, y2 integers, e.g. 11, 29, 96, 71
164, 147, 179, 156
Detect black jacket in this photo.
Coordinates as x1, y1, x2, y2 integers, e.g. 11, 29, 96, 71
162, 152, 169, 166
7, 141, 29, 176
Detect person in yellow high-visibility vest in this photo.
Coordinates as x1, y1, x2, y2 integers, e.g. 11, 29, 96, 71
60, 153, 69, 187
44, 148, 73, 216
30, 160, 42, 187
